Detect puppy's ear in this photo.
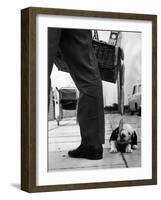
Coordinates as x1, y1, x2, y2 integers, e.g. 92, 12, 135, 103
110, 127, 119, 141
131, 131, 137, 145
119, 119, 124, 133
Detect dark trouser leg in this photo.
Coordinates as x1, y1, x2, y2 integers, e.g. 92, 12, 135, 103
78, 88, 104, 145
59, 29, 105, 145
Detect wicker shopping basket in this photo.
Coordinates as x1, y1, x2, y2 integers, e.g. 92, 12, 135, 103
92, 34, 122, 83
54, 31, 123, 83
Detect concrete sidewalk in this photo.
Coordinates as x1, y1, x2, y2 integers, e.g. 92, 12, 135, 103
48, 113, 141, 171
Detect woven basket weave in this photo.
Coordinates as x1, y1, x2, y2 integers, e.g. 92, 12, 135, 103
54, 34, 122, 83
92, 38, 120, 83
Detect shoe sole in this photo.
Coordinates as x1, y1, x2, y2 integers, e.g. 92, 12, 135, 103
87, 154, 103, 160
68, 152, 103, 160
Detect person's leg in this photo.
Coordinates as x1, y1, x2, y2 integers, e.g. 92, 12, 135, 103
59, 29, 105, 158
48, 28, 62, 108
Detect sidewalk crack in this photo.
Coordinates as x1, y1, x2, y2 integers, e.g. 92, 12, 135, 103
121, 153, 128, 168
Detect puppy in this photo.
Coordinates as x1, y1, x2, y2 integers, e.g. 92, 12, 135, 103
109, 119, 138, 153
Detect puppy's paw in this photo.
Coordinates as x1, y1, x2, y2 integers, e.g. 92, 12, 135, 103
125, 144, 133, 153
132, 145, 138, 150
110, 141, 118, 153
110, 148, 118, 153
126, 148, 133, 153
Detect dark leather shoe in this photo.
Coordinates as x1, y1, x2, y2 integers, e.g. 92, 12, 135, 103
68, 144, 103, 160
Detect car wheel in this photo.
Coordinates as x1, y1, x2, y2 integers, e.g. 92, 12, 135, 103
138, 109, 141, 116
130, 110, 134, 115
135, 103, 138, 113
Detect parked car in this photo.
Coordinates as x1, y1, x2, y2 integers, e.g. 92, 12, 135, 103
128, 83, 141, 116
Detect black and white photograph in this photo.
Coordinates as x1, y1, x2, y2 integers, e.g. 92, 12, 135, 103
47, 28, 141, 171
21, 7, 157, 192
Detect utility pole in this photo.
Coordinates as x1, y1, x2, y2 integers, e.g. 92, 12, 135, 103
108, 31, 125, 115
